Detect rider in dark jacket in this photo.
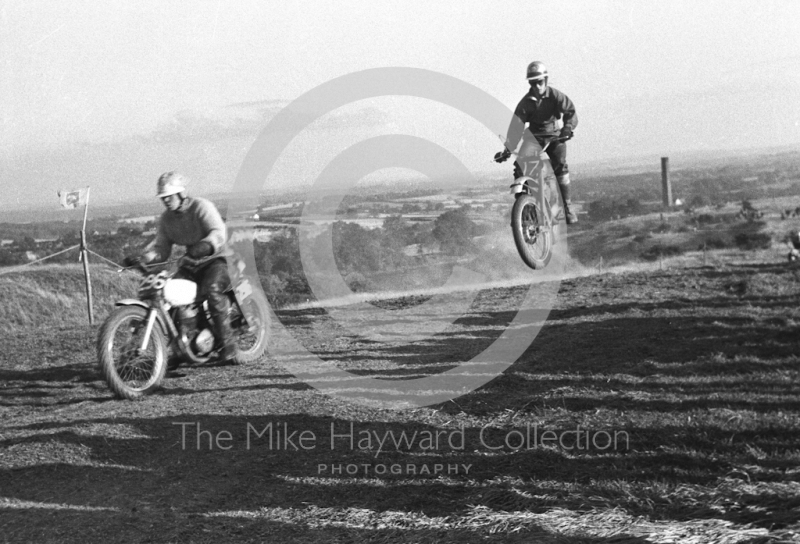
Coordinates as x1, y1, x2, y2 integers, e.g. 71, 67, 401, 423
140, 171, 238, 364
496, 61, 579, 224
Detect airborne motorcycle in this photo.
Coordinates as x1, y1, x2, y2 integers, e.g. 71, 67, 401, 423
97, 255, 269, 400
503, 136, 569, 270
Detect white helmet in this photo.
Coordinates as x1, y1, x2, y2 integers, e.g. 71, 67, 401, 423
156, 171, 188, 198
526, 61, 549, 83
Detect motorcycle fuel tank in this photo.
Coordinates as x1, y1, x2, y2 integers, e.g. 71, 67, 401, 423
163, 278, 198, 306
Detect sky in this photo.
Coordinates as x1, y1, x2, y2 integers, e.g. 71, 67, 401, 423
1, 0, 799, 211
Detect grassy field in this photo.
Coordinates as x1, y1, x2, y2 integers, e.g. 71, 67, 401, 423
1, 230, 799, 542
567, 195, 800, 266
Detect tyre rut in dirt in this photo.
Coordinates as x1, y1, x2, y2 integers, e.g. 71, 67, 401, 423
234, 290, 270, 364
97, 306, 168, 400
511, 194, 553, 270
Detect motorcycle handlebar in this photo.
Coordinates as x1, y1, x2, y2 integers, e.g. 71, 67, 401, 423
494, 133, 571, 162
176, 254, 218, 272
121, 252, 219, 274
527, 134, 571, 152
121, 259, 177, 274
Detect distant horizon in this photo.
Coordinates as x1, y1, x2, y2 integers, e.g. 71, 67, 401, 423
2, 141, 799, 223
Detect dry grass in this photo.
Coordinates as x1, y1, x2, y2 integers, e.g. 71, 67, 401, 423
1, 250, 799, 542
0, 264, 140, 333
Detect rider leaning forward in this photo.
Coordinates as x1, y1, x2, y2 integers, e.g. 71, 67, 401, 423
128, 172, 238, 365
495, 61, 579, 224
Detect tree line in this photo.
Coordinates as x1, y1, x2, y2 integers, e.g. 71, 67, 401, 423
2, 208, 484, 308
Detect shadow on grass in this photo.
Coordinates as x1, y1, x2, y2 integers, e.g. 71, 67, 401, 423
0, 413, 790, 543
1, 265, 797, 540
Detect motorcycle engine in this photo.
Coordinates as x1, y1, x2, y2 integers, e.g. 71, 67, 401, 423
192, 328, 215, 355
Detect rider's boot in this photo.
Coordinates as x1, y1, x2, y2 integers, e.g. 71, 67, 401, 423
214, 341, 238, 365
206, 275, 238, 365
210, 312, 238, 365
557, 174, 578, 225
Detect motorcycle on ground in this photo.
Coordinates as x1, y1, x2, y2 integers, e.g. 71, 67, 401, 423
96, 255, 269, 400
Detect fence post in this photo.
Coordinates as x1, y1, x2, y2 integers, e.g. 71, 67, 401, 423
80, 187, 94, 325
80, 230, 95, 325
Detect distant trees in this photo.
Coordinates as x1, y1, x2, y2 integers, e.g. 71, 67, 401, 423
588, 198, 643, 221
738, 200, 763, 222
382, 215, 431, 252
688, 195, 709, 208
734, 231, 771, 250
13, 236, 37, 251
732, 219, 772, 250
640, 244, 684, 261
0, 248, 25, 266
116, 225, 143, 237
432, 207, 477, 255
331, 222, 384, 273
253, 231, 310, 304
625, 198, 643, 215
1, 203, 490, 303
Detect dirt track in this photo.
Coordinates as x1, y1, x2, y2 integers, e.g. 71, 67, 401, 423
1, 263, 799, 543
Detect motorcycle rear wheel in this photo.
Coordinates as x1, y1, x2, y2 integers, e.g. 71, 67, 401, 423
97, 306, 168, 400
234, 290, 270, 364
511, 194, 553, 270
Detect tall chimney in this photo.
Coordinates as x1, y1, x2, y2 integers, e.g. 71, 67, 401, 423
661, 157, 672, 207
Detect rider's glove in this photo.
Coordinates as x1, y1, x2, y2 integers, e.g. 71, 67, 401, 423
559, 127, 574, 141
178, 254, 199, 269
187, 241, 214, 259
494, 148, 512, 163
122, 255, 141, 268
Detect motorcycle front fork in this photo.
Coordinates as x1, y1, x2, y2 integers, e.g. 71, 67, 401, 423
525, 183, 558, 243
139, 308, 159, 351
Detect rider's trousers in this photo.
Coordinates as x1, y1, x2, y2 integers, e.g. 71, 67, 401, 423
513, 138, 572, 207
180, 258, 235, 353
513, 138, 569, 179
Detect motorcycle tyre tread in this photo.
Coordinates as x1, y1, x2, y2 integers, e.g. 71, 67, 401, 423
97, 306, 168, 400
511, 194, 553, 270
233, 289, 270, 364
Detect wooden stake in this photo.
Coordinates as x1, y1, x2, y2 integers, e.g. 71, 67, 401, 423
80, 188, 94, 325
81, 187, 91, 233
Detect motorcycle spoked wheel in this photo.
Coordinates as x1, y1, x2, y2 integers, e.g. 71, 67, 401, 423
234, 290, 270, 364
511, 194, 553, 270
97, 306, 168, 400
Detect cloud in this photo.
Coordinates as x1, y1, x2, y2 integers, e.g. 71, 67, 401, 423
0, 101, 394, 212
134, 102, 389, 144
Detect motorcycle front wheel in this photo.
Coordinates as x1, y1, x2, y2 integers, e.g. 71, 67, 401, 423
97, 306, 168, 400
511, 194, 553, 270
234, 290, 270, 364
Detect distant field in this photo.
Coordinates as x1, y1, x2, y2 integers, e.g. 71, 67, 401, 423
568, 195, 800, 268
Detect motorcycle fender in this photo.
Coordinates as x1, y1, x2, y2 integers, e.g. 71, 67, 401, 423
230, 279, 259, 327
115, 299, 149, 309
510, 176, 536, 195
